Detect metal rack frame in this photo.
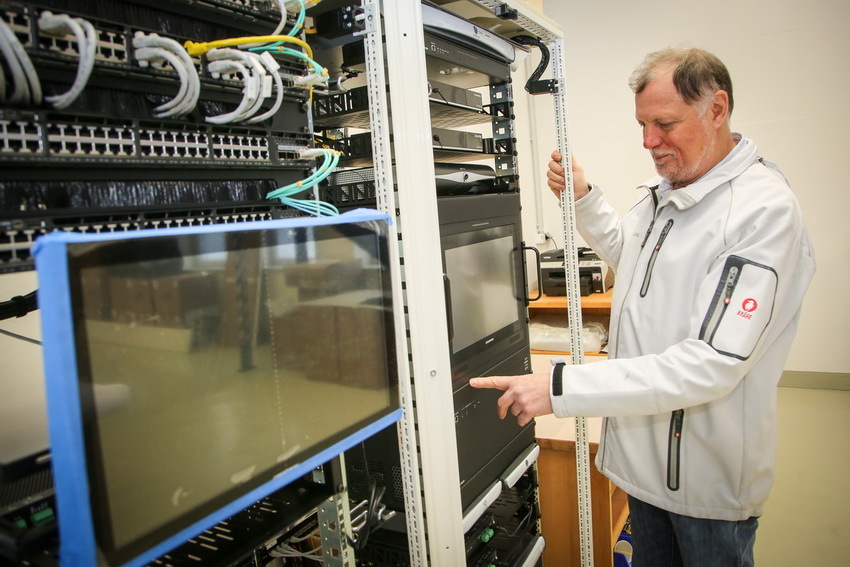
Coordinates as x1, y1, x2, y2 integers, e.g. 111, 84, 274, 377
351, 1, 593, 565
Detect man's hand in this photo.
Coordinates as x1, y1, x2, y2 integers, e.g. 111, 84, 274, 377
468, 373, 553, 427
547, 150, 590, 202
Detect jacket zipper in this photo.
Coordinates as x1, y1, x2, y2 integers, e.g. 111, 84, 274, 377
639, 219, 656, 248
667, 409, 684, 491
639, 218, 674, 297
701, 265, 739, 342
638, 187, 660, 248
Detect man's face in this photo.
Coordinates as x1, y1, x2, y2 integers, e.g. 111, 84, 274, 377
635, 71, 721, 188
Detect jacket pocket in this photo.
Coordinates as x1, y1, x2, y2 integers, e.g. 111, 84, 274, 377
639, 219, 674, 297
699, 255, 777, 360
667, 409, 684, 491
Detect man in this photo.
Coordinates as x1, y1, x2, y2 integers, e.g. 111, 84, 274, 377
470, 47, 815, 566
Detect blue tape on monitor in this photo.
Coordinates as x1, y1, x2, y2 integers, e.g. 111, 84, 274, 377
34, 210, 401, 567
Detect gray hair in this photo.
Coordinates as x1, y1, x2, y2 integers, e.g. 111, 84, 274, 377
629, 47, 734, 116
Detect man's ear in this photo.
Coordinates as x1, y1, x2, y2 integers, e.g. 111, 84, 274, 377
710, 90, 730, 127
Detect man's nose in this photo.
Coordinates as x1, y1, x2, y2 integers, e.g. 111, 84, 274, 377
643, 126, 662, 149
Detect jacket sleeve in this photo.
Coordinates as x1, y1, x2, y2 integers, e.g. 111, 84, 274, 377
551, 178, 816, 418
573, 185, 626, 270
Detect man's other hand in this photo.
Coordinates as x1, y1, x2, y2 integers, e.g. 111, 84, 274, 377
548, 150, 590, 202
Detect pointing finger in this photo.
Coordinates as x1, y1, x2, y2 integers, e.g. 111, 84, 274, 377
468, 376, 509, 390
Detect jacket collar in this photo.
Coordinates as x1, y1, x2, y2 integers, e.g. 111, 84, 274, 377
638, 134, 758, 210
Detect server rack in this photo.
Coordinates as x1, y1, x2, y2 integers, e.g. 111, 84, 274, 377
372, 2, 587, 565
311, 1, 579, 565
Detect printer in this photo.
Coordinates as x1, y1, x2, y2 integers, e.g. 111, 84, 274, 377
540, 247, 614, 296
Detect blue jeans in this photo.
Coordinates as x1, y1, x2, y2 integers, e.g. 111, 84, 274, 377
627, 496, 759, 567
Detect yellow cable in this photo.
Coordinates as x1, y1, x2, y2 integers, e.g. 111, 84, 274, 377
184, 35, 313, 59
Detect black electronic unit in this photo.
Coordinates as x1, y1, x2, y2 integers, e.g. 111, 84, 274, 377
346, 346, 533, 518
0, 467, 57, 566
438, 192, 531, 385
420, 1, 516, 65
345, 192, 535, 534
340, 30, 511, 87
434, 162, 498, 195
487, 470, 541, 564
431, 126, 484, 152
452, 351, 535, 510
428, 78, 484, 111
326, 127, 499, 167
322, 162, 506, 211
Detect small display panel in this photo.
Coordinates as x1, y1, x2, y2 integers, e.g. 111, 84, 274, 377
444, 228, 518, 353
36, 213, 400, 566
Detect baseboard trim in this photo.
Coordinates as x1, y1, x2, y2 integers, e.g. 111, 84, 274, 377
779, 371, 850, 391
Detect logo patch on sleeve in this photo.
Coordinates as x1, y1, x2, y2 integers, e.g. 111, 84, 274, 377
737, 298, 758, 319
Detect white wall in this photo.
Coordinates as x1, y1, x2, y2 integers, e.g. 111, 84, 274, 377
527, 1, 850, 564
530, 0, 850, 375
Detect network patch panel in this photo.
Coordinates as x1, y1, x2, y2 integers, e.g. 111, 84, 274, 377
0, 0, 336, 275
1, 114, 314, 163
0, 200, 294, 272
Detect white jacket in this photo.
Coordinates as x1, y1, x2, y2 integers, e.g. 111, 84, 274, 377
549, 135, 815, 521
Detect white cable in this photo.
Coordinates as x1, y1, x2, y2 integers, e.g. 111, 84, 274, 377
133, 32, 200, 117
270, 0, 288, 36
135, 46, 192, 117
245, 51, 283, 123
237, 52, 268, 120
38, 12, 97, 109
0, 21, 25, 102
207, 48, 266, 121
0, 18, 41, 104
205, 59, 257, 124
206, 48, 268, 123
295, 70, 329, 87
133, 32, 199, 116
74, 18, 97, 102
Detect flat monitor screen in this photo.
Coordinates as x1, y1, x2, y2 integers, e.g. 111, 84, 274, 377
35, 211, 400, 567
444, 227, 518, 354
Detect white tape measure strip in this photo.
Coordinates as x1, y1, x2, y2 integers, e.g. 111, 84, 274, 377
552, 36, 595, 566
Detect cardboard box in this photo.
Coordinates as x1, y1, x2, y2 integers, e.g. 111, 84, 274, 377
80, 267, 112, 320
109, 276, 155, 324
150, 271, 218, 327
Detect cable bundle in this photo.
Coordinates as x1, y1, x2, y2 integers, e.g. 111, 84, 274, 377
183, 0, 338, 216
37, 11, 97, 109
248, 42, 328, 88
266, 148, 340, 216
269, 0, 308, 37
204, 48, 263, 124
350, 480, 395, 552
204, 47, 288, 124
0, 19, 42, 105
512, 35, 552, 94
133, 32, 201, 118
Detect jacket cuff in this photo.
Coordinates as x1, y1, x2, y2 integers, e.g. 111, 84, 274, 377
575, 183, 601, 210
550, 362, 572, 418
